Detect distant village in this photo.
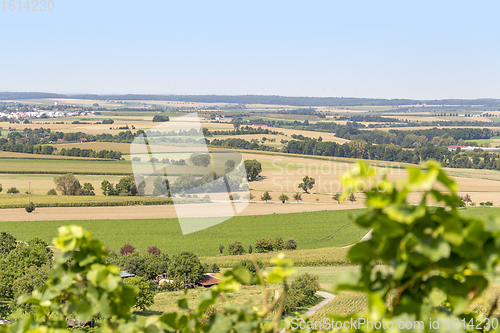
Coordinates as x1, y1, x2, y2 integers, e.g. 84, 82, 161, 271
0, 103, 95, 121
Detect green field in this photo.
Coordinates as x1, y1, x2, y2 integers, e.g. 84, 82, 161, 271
0, 210, 367, 257
1, 207, 496, 258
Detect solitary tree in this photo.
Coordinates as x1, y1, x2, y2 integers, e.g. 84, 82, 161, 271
463, 193, 472, 205
293, 192, 302, 203
332, 193, 342, 204
244, 159, 262, 181
347, 193, 357, 204
279, 193, 289, 203
54, 174, 81, 195
298, 176, 315, 193
218, 244, 225, 255
261, 191, 272, 203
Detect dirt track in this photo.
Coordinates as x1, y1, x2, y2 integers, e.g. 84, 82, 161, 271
0, 202, 364, 222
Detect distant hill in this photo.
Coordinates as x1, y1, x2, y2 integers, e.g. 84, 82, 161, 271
1, 92, 499, 107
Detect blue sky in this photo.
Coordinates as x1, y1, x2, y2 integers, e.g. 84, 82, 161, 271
1, 0, 499, 99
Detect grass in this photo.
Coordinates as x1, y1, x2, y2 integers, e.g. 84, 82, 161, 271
0, 210, 367, 257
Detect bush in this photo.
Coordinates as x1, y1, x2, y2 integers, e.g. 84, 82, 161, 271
485, 201, 494, 206
255, 238, 273, 253
218, 244, 224, 255
228, 240, 246, 255
0, 183, 2, 192
132, 156, 141, 162
283, 273, 320, 313
272, 235, 284, 251
168, 251, 205, 281
7, 187, 20, 194
121, 252, 170, 280
47, 188, 57, 195
25, 202, 35, 213
120, 243, 136, 256
284, 237, 298, 250
248, 244, 253, 254
210, 263, 220, 273
124, 276, 155, 311
147, 246, 162, 256
234, 259, 264, 275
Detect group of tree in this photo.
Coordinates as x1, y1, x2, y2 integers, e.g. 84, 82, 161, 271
255, 235, 298, 252
220, 236, 298, 256
52, 174, 139, 196
57, 147, 122, 159
203, 126, 281, 136
0, 232, 53, 317
208, 137, 280, 152
152, 115, 170, 122
101, 175, 138, 196
53, 174, 95, 196
335, 126, 494, 147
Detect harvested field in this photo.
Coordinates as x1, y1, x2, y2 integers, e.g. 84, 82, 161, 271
0, 202, 360, 222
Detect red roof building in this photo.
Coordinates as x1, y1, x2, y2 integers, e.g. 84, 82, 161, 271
196, 273, 220, 287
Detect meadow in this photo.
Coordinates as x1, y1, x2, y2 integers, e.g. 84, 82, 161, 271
0, 210, 368, 257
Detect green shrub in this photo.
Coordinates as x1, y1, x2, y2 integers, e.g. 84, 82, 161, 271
81, 182, 95, 196
168, 251, 205, 281
124, 276, 155, 311
47, 188, 57, 195
284, 237, 298, 250
228, 240, 246, 255
283, 273, 320, 313
209, 263, 220, 273
25, 202, 35, 213
272, 235, 284, 251
0, 183, 2, 192
7, 187, 19, 194
255, 238, 273, 253
234, 259, 264, 275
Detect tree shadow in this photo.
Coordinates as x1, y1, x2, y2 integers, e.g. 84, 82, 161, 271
133, 309, 163, 317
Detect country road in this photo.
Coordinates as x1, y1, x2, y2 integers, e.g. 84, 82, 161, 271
279, 291, 336, 332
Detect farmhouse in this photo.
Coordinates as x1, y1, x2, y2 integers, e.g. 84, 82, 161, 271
196, 273, 220, 288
